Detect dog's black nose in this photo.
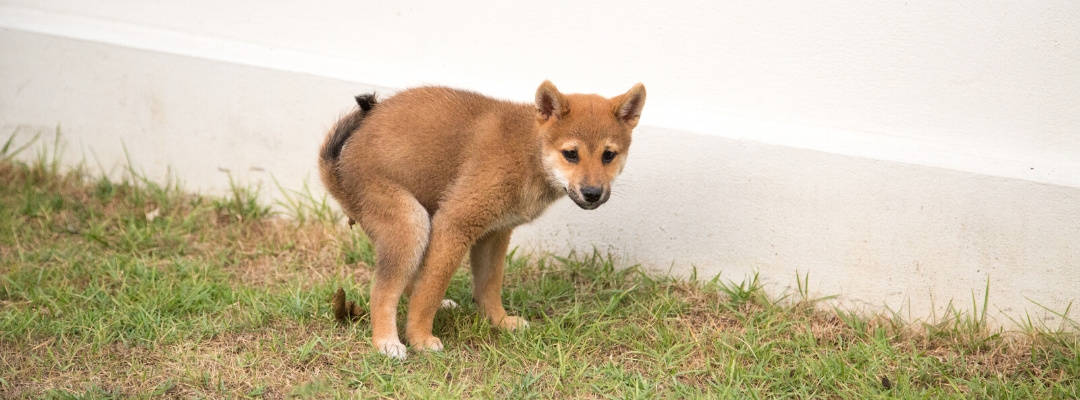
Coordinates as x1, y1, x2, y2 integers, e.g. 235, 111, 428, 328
581, 186, 603, 203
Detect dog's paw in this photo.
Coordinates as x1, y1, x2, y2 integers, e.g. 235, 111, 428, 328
439, 298, 459, 310
497, 315, 530, 331
408, 335, 444, 352
374, 338, 407, 360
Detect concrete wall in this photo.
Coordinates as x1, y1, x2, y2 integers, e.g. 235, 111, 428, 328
2, 2, 1078, 326
4, 0, 1078, 187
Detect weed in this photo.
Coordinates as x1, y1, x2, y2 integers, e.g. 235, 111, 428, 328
213, 172, 271, 223
272, 175, 341, 224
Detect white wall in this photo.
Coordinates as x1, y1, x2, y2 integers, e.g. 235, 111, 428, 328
2, 2, 1079, 326
3, 0, 1079, 187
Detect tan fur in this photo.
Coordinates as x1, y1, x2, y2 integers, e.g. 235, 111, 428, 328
318, 81, 646, 359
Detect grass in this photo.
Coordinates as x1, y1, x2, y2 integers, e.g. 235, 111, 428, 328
1, 136, 1078, 398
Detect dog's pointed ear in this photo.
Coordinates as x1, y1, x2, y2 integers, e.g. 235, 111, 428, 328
612, 83, 646, 127
536, 80, 569, 122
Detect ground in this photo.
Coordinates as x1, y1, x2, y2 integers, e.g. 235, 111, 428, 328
1, 142, 1077, 398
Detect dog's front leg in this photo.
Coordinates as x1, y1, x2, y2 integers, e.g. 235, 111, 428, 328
405, 170, 513, 351
470, 229, 528, 330
404, 212, 493, 351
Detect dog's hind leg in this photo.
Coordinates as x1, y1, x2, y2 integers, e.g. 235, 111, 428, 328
353, 181, 430, 360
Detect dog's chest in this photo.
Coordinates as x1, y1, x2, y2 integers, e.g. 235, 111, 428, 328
486, 185, 560, 233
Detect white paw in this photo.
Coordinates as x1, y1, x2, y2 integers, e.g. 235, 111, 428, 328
498, 315, 530, 331
440, 298, 459, 310
374, 338, 407, 360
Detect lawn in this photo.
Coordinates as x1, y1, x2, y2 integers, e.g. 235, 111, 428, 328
1, 141, 1077, 398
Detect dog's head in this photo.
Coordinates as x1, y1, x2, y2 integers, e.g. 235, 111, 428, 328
534, 81, 646, 210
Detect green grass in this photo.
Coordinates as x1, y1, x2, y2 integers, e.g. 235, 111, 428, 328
1, 139, 1078, 398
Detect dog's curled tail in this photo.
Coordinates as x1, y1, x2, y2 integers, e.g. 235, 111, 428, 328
319, 93, 377, 211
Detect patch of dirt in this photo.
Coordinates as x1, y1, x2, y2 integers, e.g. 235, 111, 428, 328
189, 218, 373, 288
0, 321, 368, 399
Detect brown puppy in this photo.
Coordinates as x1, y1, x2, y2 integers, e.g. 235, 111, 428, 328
319, 81, 646, 359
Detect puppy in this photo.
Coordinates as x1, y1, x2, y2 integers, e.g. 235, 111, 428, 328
319, 81, 645, 359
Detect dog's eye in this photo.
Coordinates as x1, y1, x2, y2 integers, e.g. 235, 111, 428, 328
601, 150, 617, 164
562, 149, 579, 163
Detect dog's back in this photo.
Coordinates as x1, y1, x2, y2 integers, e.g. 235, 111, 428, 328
324, 87, 537, 212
